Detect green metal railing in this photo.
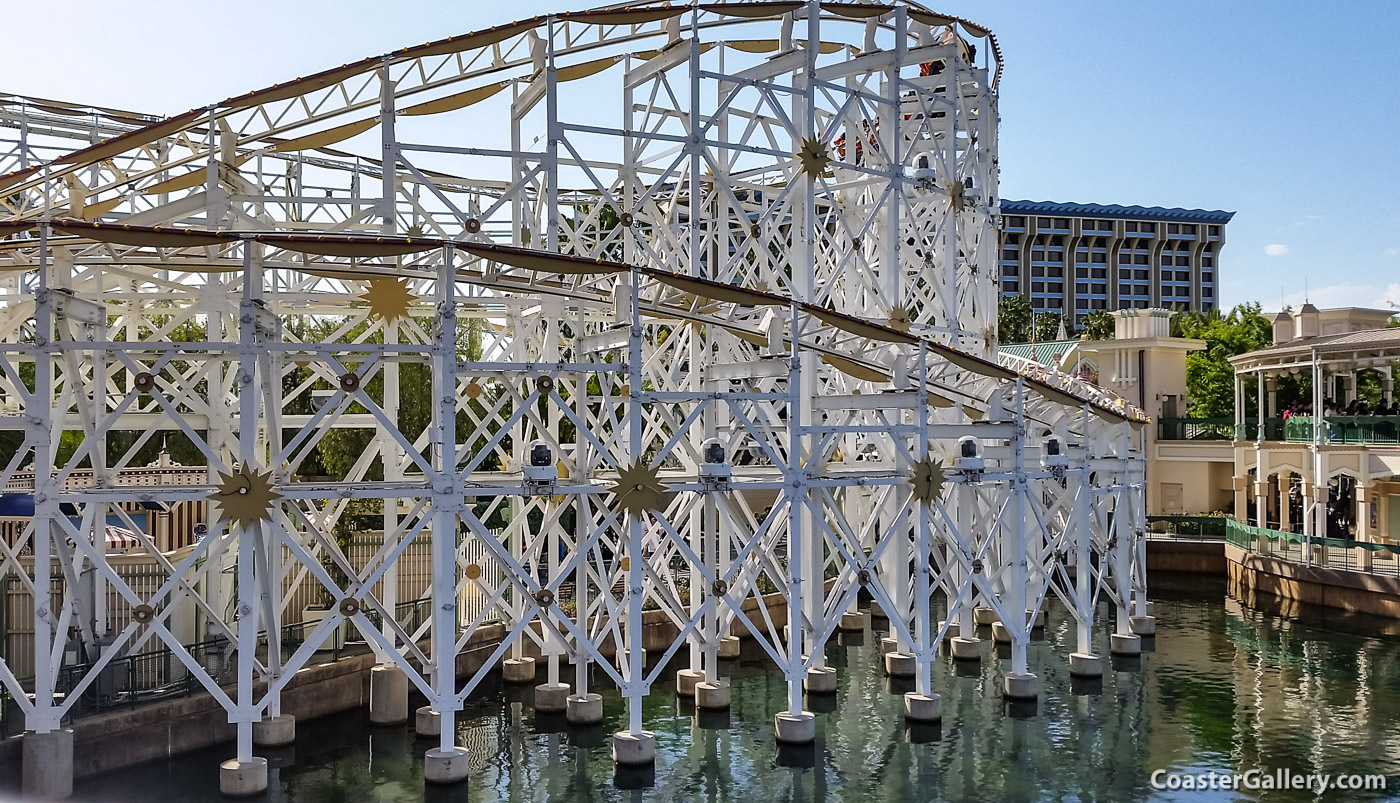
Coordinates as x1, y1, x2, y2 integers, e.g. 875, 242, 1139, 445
1226, 520, 1400, 578
1283, 416, 1400, 445
1147, 515, 1227, 538
53, 637, 233, 719
1157, 418, 1284, 441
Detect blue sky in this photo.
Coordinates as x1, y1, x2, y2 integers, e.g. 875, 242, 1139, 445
9, 0, 1398, 312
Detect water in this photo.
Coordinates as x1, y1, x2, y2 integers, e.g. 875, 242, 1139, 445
29, 577, 1400, 801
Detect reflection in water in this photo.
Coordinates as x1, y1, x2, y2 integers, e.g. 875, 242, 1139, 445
43, 578, 1400, 802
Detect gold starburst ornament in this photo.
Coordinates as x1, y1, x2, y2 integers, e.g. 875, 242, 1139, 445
795, 137, 832, 176
909, 458, 947, 503
211, 464, 283, 530
887, 306, 913, 333
609, 461, 666, 517
359, 278, 415, 322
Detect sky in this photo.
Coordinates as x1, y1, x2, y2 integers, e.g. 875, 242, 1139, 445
7, 0, 1399, 313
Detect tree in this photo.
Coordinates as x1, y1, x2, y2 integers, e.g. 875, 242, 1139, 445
1080, 309, 1115, 340
997, 295, 1031, 344
1034, 312, 1063, 342
1175, 302, 1273, 418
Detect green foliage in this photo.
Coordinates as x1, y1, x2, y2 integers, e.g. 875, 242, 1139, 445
1079, 309, 1115, 340
1034, 312, 1063, 342
1175, 302, 1274, 418
997, 295, 1031, 344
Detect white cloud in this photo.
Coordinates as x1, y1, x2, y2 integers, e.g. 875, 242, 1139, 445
1280, 283, 1400, 312
1265, 243, 1289, 257
1386, 247, 1400, 257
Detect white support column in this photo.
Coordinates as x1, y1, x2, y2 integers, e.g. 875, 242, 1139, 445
1069, 403, 1101, 677
221, 241, 268, 797
425, 248, 469, 785
612, 267, 655, 765
1003, 379, 1036, 699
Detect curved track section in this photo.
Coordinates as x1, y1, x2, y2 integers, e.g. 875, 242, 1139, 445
0, 1, 1147, 790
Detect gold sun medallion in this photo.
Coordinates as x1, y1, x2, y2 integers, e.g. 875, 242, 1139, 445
210, 464, 283, 530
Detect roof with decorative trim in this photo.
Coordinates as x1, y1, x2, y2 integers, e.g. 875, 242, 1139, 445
999, 339, 1078, 365
1001, 200, 1235, 224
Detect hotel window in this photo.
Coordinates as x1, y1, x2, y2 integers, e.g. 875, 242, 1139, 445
1002, 281, 1019, 292
1202, 248, 1214, 267
1032, 266, 1045, 277
1054, 218, 1070, 229
1168, 224, 1179, 235
1048, 266, 1063, 278
1076, 267, 1090, 278
1037, 217, 1051, 227
1032, 282, 1045, 292
1032, 249, 1046, 261
1002, 265, 1019, 276
1140, 223, 1156, 234
1202, 271, 1212, 284
1091, 268, 1107, 279
1203, 286, 1213, 298
1077, 283, 1090, 294
1182, 224, 1197, 235
1002, 247, 1019, 260
1209, 225, 1220, 236
1007, 216, 1025, 227
1125, 221, 1138, 232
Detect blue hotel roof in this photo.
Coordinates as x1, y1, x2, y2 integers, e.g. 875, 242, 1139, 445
1001, 200, 1235, 224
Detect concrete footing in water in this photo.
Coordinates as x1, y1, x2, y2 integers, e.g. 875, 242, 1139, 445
838, 611, 869, 632
502, 657, 537, 684
804, 666, 838, 693
23, 728, 74, 801
1068, 652, 1104, 677
718, 636, 741, 658
1130, 615, 1156, 636
676, 668, 704, 697
218, 757, 268, 798
884, 652, 916, 677
1002, 672, 1039, 700
696, 680, 731, 709
566, 693, 604, 725
415, 706, 441, 737
252, 715, 295, 747
774, 711, 816, 744
950, 636, 981, 660
369, 665, 409, 726
1110, 633, 1142, 655
904, 692, 942, 722
611, 731, 656, 765
534, 682, 570, 713
424, 746, 470, 784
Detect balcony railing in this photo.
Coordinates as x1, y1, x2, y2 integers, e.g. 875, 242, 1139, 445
1157, 417, 1283, 441
1147, 515, 1227, 539
1282, 416, 1400, 445
1226, 520, 1400, 578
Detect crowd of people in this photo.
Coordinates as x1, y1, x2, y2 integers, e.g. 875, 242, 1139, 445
1281, 397, 1400, 419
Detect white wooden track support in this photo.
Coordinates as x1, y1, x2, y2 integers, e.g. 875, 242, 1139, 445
0, 2, 1147, 797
